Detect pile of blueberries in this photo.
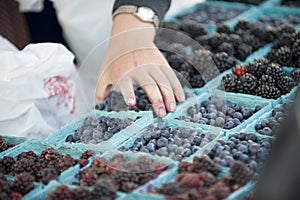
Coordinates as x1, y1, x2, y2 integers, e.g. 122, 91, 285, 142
207, 132, 273, 173
66, 116, 134, 144
176, 5, 246, 26
255, 102, 291, 136
177, 96, 262, 129
119, 122, 217, 161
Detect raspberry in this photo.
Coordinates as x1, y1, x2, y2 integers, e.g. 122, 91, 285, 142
176, 172, 216, 187
156, 182, 181, 195
72, 187, 94, 200
9, 192, 22, 200
0, 141, 15, 153
232, 65, 246, 76
11, 172, 35, 195
178, 161, 193, 173
79, 168, 98, 186
36, 168, 59, 184
11, 158, 37, 175
45, 185, 74, 200
0, 156, 16, 174
92, 177, 118, 199
0, 178, 11, 199
91, 158, 108, 175
17, 151, 38, 161
39, 148, 62, 169
208, 181, 231, 200
79, 150, 95, 167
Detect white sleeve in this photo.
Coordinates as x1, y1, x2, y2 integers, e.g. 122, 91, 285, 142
16, 0, 44, 12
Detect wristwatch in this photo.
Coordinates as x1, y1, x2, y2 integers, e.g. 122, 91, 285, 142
113, 5, 160, 28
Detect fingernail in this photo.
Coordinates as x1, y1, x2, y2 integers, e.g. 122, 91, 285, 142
158, 107, 166, 117
127, 97, 135, 106
169, 102, 175, 112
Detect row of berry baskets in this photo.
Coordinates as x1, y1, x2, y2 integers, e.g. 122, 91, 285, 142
1, 1, 300, 200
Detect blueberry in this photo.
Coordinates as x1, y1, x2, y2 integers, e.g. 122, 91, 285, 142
168, 138, 174, 143
174, 137, 183, 146
223, 121, 235, 129
143, 131, 152, 141
209, 112, 217, 119
140, 147, 150, 153
224, 155, 234, 166
241, 107, 253, 118
83, 129, 93, 137
157, 147, 169, 157
248, 160, 258, 171
238, 132, 247, 140
175, 147, 184, 155
66, 135, 75, 142
226, 141, 235, 149
238, 144, 248, 154
147, 143, 156, 152
209, 119, 216, 126
226, 107, 235, 117
161, 130, 170, 138
215, 117, 225, 127
245, 133, 257, 141
157, 122, 166, 129
261, 127, 273, 136
249, 143, 259, 155
216, 146, 224, 155
192, 113, 201, 122
192, 136, 202, 146
233, 118, 241, 126
231, 104, 242, 112
151, 130, 161, 139
255, 105, 263, 112
149, 139, 157, 144
168, 144, 178, 152
169, 152, 175, 158
182, 148, 192, 157
231, 148, 237, 156
223, 145, 231, 151
200, 107, 206, 114
172, 154, 183, 161
188, 106, 198, 115
183, 143, 192, 149
257, 147, 267, 158
157, 138, 168, 148
192, 146, 200, 153
233, 112, 243, 121
255, 124, 262, 131
239, 154, 250, 163
234, 151, 243, 159
260, 141, 271, 148
218, 111, 226, 118
208, 150, 215, 158
217, 159, 227, 166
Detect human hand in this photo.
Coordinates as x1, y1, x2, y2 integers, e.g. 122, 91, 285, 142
96, 14, 185, 117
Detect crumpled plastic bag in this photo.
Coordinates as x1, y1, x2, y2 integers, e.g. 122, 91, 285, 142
0, 40, 76, 140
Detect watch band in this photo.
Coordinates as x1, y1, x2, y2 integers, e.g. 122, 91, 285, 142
113, 5, 160, 28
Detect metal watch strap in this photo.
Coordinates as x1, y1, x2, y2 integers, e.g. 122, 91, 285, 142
113, 5, 159, 28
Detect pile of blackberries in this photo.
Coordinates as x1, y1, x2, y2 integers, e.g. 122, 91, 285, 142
0, 172, 35, 199
177, 96, 260, 129
171, 5, 246, 27
0, 148, 89, 185
255, 103, 291, 136
66, 116, 134, 144
154, 156, 254, 199
207, 133, 273, 173
0, 136, 15, 153
222, 59, 300, 98
119, 122, 216, 161
76, 154, 168, 193
46, 180, 117, 200
267, 28, 300, 68
258, 15, 300, 27
220, 0, 264, 5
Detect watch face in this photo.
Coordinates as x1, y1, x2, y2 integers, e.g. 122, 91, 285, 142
137, 7, 155, 21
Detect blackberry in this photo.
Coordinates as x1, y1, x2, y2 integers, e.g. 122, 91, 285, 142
230, 161, 253, 190
180, 20, 207, 38
0, 156, 15, 174
213, 52, 237, 72
167, 43, 186, 57
234, 20, 251, 32
266, 63, 284, 81
216, 23, 231, 34
268, 46, 292, 66
228, 34, 243, 49
292, 39, 300, 57
11, 158, 37, 175
245, 58, 269, 78
290, 58, 300, 68
11, 172, 35, 195
259, 75, 276, 87
192, 156, 221, 176
221, 74, 238, 92
201, 66, 220, 82
190, 49, 213, 72
255, 85, 281, 99
17, 151, 38, 161
291, 69, 300, 83
36, 168, 59, 184
166, 54, 186, 71
92, 177, 118, 198
0, 178, 11, 199
56, 154, 77, 172
217, 43, 235, 56
242, 33, 262, 50
45, 185, 74, 200
209, 33, 229, 49
73, 187, 94, 200
238, 73, 257, 94
278, 76, 296, 94
189, 74, 205, 88
235, 43, 252, 61
277, 25, 296, 46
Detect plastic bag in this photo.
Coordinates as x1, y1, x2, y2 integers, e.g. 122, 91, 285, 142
0, 40, 76, 140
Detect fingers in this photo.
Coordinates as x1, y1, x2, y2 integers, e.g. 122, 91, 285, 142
149, 70, 176, 112
95, 75, 112, 102
161, 66, 185, 102
136, 75, 166, 117
117, 77, 136, 106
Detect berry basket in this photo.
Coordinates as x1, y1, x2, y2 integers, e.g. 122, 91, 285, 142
43, 110, 153, 151
166, 90, 271, 133
118, 118, 225, 162
55, 150, 176, 200
127, 155, 255, 200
